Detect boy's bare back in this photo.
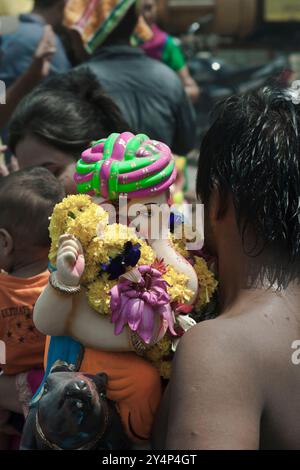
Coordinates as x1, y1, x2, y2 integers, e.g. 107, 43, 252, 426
155, 287, 300, 450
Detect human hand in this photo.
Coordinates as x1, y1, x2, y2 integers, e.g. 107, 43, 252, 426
56, 235, 85, 287
0, 146, 19, 177
32, 25, 57, 78
0, 145, 7, 177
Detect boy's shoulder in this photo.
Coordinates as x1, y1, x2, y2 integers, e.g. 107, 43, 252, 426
0, 270, 49, 294
177, 293, 299, 385
177, 316, 257, 376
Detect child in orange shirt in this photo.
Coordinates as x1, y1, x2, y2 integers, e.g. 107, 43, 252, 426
0, 167, 64, 448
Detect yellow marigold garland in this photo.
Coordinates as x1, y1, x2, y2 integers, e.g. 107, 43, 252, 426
170, 233, 189, 259
193, 256, 218, 311
163, 266, 194, 304
146, 335, 172, 363
67, 204, 108, 249
49, 194, 108, 265
101, 224, 140, 259
158, 361, 172, 380
146, 335, 173, 380
87, 275, 116, 316
138, 242, 156, 266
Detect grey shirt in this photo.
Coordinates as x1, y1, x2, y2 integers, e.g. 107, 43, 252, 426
79, 45, 196, 154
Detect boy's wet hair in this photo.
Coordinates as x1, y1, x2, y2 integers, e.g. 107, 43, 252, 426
0, 167, 64, 248
197, 86, 300, 288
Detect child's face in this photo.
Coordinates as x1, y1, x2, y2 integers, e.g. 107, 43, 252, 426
15, 135, 77, 195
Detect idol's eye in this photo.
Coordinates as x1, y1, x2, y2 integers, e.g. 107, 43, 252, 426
139, 210, 152, 219
43, 382, 49, 395
140, 206, 153, 218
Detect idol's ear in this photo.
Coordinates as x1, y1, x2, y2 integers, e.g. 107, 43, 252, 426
49, 360, 76, 375
93, 372, 108, 395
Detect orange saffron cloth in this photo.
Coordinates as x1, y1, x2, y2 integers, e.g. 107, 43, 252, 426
0, 271, 48, 375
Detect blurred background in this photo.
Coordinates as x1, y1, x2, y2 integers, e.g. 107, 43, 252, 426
1, 0, 300, 201
151, 0, 300, 199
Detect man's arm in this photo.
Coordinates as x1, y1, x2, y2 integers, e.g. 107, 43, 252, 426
178, 66, 200, 104
161, 321, 263, 450
0, 25, 56, 130
165, 35, 200, 104
172, 87, 196, 155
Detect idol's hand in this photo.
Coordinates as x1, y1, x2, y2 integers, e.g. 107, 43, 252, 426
56, 234, 85, 287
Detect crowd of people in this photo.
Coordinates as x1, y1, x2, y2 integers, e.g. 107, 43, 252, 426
0, 0, 300, 451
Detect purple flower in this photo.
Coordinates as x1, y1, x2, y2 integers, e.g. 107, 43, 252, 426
110, 266, 177, 344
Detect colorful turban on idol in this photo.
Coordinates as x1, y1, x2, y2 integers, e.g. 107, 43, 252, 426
74, 133, 177, 200
64, 0, 152, 54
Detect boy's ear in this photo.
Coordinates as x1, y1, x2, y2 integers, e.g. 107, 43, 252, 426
0, 229, 14, 254
210, 185, 229, 222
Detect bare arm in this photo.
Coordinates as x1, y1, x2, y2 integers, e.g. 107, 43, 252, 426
0, 25, 56, 129
0, 66, 42, 129
178, 66, 200, 104
161, 321, 263, 450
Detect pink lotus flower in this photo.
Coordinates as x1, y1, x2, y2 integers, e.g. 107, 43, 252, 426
110, 266, 177, 344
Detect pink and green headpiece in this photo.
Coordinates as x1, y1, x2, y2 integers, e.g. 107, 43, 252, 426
74, 132, 177, 200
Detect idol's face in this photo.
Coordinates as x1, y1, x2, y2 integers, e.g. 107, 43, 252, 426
127, 193, 169, 240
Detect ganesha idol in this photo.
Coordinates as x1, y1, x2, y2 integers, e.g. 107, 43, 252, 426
32, 132, 217, 448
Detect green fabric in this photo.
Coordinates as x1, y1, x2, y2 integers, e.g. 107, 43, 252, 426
87, 0, 136, 53
162, 36, 186, 72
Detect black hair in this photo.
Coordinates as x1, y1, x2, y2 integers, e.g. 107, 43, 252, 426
196, 86, 300, 288
9, 69, 130, 158
0, 167, 65, 247
103, 4, 138, 46
34, 0, 64, 9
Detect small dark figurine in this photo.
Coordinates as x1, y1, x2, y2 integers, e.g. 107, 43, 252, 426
20, 362, 131, 450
